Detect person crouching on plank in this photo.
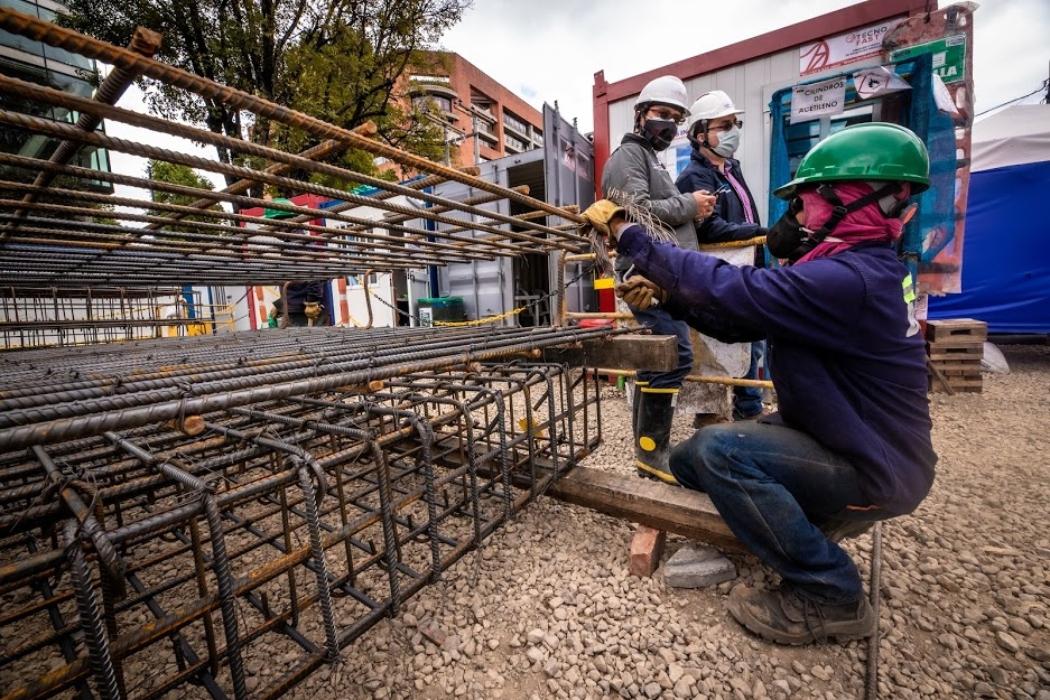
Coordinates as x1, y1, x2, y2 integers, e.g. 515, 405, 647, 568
579, 123, 937, 645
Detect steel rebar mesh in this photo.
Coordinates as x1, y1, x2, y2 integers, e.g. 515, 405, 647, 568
0, 353, 603, 700
0, 286, 208, 350
0, 9, 587, 290
0, 12, 617, 698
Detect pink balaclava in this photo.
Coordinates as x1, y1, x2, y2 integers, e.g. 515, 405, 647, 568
795, 182, 911, 264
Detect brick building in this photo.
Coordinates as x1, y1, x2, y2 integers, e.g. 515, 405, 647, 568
403, 51, 544, 166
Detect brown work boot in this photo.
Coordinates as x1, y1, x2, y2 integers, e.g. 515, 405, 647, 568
726, 584, 874, 645
820, 517, 875, 543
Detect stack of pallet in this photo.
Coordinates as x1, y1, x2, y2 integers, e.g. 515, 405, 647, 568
926, 318, 987, 393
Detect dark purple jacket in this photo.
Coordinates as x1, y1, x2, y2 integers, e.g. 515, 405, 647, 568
617, 224, 936, 515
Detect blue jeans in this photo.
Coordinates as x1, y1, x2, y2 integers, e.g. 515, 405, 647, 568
669, 422, 884, 604
732, 341, 766, 420
630, 305, 693, 389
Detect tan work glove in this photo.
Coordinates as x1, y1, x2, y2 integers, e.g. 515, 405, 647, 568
579, 199, 626, 241
616, 275, 668, 311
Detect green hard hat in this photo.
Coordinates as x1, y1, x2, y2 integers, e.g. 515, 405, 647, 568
774, 122, 930, 199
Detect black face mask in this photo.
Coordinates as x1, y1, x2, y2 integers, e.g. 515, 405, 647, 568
641, 118, 678, 151
767, 183, 903, 263
766, 197, 816, 262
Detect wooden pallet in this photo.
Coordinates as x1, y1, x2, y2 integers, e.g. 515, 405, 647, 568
926, 319, 986, 393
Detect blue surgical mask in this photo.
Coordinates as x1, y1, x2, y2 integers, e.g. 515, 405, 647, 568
712, 125, 740, 158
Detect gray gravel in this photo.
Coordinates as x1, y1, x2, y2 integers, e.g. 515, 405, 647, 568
288, 345, 1050, 700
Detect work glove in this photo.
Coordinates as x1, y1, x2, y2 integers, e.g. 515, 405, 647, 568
579, 199, 626, 241
616, 275, 668, 311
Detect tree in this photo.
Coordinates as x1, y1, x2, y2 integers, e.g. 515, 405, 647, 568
61, 0, 468, 187
144, 159, 221, 233
145, 159, 214, 207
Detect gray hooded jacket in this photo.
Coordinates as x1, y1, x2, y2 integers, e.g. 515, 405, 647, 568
601, 133, 699, 252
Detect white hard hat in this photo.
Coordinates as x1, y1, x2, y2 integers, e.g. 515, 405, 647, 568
687, 90, 744, 131
634, 75, 690, 115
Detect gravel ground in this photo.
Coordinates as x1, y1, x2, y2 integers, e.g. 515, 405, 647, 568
296, 344, 1050, 699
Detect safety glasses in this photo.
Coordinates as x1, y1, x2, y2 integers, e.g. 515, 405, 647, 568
646, 106, 686, 124
707, 119, 743, 132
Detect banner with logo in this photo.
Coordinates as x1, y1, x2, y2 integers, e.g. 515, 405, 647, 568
799, 19, 904, 76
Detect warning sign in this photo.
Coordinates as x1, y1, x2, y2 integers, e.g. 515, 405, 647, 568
790, 77, 847, 124
799, 19, 904, 76
852, 66, 911, 100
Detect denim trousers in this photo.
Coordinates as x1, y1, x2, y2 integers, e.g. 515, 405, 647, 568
732, 341, 767, 419
630, 305, 693, 389
669, 421, 883, 604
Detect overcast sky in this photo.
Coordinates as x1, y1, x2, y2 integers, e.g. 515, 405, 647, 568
439, 0, 1049, 131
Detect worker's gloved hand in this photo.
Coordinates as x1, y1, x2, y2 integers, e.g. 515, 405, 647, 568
616, 275, 668, 311
579, 199, 626, 242
303, 301, 324, 326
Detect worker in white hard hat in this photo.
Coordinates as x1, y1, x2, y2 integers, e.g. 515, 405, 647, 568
677, 90, 769, 422
601, 75, 716, 485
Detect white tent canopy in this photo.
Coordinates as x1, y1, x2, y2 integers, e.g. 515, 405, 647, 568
971, 104, 1050, 172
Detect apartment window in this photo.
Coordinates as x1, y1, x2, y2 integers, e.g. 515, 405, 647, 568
504, 133, 528, 152
412, 94, 453, 114
409, 74, 451, 84
474, 117, 495, 136
0, 1, 94, 71
0, 56, 93, 124
469, 87, 494, 118
503, 110, 529, 136
35, 6, 93, 70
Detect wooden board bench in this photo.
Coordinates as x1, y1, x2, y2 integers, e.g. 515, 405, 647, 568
549, 466, 743, 552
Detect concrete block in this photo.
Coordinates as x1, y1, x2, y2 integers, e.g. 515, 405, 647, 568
629, 525, 666, 577
661, 544, 736, 588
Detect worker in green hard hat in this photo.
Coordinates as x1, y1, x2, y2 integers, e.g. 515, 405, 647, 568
583, 122, 937, 645
765, 122, 932, 262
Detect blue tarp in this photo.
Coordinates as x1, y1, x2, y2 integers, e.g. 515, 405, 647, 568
928, 158, 1050, 333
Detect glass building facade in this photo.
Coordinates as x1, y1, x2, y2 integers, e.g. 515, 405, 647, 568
0, 0, 112, 190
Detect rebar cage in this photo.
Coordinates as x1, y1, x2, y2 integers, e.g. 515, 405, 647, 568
0, 354, 602, 700
0, 287, 206, 350
0, 10, 614, 699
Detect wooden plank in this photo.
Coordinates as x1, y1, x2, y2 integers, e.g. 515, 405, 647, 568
549, 466, 743, 552
932, 365, 986, 375
928, 347, 982, 360
928, 336, 986, 347
940, 368, 982, 377
931, 377, 983, 393
927, 319, 987, 342
543, 334, 677, 371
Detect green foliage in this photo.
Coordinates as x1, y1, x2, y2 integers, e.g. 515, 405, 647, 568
61, 0, 469, 191
145, 160, 214, 206
145, 160, 219, 236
